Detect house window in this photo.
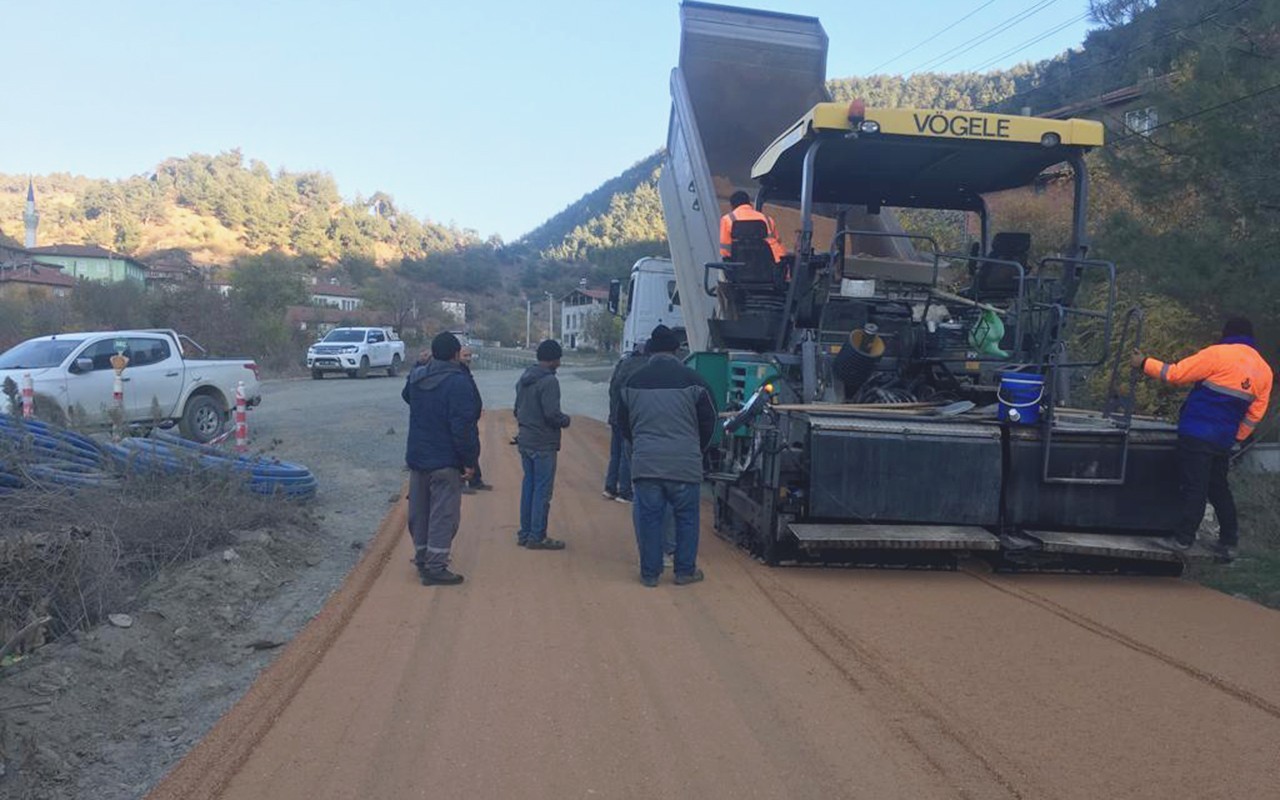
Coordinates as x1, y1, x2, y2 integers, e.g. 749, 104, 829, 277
1124, 106, 1158, 136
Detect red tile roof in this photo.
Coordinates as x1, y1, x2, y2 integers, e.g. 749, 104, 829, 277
0, 263, 76, 288
28, 244, 130, 260
285, 305, 393, 326
561, 287, 610, 302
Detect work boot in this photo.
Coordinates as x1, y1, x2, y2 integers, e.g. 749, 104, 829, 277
421, 567, 465, 586
525, 537, 566, 550
674, 569, 705, 586
1169, 534, 1195, 551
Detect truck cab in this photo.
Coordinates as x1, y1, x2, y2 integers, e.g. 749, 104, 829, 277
610, 258, 685, 354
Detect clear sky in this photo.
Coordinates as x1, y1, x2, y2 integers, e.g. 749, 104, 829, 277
2, 0, 1096, 242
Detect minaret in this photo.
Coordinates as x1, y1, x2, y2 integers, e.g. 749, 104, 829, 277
23, 179, 39, 248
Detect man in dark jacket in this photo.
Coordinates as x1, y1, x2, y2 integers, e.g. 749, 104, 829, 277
514, 339, 571, 550
458, 346, 492, 492
618, 324, 716, 587
402, 332, 481, 585
604, 340, 649, 503
1133, 317, 1272, 558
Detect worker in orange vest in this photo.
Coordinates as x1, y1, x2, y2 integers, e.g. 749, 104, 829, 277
1132, 317, 1272, 559
719, 191, 786, 263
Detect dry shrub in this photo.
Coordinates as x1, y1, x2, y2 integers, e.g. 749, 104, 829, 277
0, 448, 313, 650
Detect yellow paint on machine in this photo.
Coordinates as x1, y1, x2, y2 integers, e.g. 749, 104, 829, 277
806, 103, 1105, 146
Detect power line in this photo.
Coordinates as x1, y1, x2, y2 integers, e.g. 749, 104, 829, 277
867, 0, 1001, 74
980, 0, 1255, 111
968, 12, 1091, 73
1109, 80, 1280, 146
907, 0, 1061, 74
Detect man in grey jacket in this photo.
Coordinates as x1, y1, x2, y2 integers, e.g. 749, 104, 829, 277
604, 340, 649, 503
618, 325, 716, 587
514, 339, 571, 550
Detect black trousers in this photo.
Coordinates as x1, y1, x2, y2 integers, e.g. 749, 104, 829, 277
468, 441, 484, 486
1175, 435, 1238, 546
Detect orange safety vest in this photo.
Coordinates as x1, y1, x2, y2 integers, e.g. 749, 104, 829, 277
1144, 337, 1272, 448
719, 204, 786, 263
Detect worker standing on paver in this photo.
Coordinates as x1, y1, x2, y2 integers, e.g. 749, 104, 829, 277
1133, 317, 1272, 559
402, 332, 481, 585
604, 340, 649, 503
618, 325, 716, 586
515, 339, 571, 550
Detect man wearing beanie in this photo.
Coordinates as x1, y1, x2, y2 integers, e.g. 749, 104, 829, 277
401, 331, 481, 585
1133, 316, 1272, 559
514, 339, 571, 550
618, 324, 716, 586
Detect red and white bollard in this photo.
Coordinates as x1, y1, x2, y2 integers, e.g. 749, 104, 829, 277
234, 381, 248, 453
21, 373, 34, 419
111, 372, 125, 441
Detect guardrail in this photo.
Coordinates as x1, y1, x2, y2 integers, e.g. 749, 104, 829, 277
470, 348, 536, 371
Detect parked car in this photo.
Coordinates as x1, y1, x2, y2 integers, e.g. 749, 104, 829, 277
306, 327, 406, 379
0, 329, 261, 442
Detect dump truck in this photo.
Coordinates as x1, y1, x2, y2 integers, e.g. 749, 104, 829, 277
661, 1, 1195, 572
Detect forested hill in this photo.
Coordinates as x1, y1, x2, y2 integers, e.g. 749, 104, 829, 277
0, 151, 475, 266
515, 152, 668, 269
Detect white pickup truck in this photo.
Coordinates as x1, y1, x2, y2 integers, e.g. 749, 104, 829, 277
306, 327, 406, 379
0, 329, 261, 442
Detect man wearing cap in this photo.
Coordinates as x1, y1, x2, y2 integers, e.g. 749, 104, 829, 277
1133, 316, 1272, 559
515, 339, 571, 550
402, 332, 482, 585
618, 324, 716, 587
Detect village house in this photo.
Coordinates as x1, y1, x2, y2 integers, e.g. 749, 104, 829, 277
27, 244, 148, 286
144, 250, 202, 291
560, 285, 609, 350
0, 261, 76, 300
308, 274, 364, 312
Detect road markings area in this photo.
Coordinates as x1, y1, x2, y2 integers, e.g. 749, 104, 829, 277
149, 417, 1280, 800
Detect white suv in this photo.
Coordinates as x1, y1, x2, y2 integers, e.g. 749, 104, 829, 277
307, 327, 406, 379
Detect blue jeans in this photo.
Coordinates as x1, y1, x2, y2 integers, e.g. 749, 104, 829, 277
604, 423, 632, 498
633, 479, 700, 580
519, 448, 558, 544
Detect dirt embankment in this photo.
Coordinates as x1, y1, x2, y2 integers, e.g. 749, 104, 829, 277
0, 375, 435, 799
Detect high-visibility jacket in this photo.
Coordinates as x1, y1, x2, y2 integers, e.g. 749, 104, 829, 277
719, 204, 786, 263
1143, 335, 1272, 450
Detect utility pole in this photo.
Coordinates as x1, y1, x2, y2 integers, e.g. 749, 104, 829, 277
544, 291, 555, 341
525, 299, 532, 349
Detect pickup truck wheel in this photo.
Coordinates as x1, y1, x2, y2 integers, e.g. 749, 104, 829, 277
311, 369, 324, 380
356, 356, 370, 379
387, 354, 402, 377
179, 395, 226, 443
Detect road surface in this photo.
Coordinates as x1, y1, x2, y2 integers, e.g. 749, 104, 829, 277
150, 414, 1280, 800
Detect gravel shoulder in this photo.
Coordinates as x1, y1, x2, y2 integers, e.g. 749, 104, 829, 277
0, 368, 539, 799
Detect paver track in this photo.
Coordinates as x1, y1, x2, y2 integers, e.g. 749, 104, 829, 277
148, 417, 1280, 800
